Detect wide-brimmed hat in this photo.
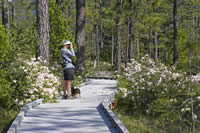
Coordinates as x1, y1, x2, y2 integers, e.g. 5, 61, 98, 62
62, 40, 71, 46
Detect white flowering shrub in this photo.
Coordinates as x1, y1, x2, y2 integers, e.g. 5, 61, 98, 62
116, 55, 200, 129
15, 57, 61, 105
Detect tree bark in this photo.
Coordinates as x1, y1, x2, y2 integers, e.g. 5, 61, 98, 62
95, 24, 99, 68
112, 27, 114, 65
173, 0, 178, 65
36, 0, 50, 66
116, 22, 121, 72
154, 31, 158, 62
125, 21, 130, 68
76, 0, 85, 71
136, 31, 140, 57
11, 0, 16, 23
129, 19, 134, 62
2, 0, 9, 28
148, 26, 152, 57
100, 3, 104, 49
92, 31, 96, 68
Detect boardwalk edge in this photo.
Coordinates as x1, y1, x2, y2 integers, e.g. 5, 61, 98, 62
100, 91, 130, 133
7, 80, 88, 133
7, 99, 43, 133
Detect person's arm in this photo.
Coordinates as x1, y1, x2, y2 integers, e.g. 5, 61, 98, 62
70, 48, 75, 57
69, 43, 75, 57
61, 49, 72, 62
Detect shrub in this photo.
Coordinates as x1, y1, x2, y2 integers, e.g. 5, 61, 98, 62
116, 55, 200, 130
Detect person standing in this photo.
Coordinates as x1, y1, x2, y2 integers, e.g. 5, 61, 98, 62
61, 40, 75, 99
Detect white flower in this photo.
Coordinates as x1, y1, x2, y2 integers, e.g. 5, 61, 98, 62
34, 88, 38, 92
31, 95, 35, 99
122, 93, 127, 98
135, 65, 141, 72
24, 93, 28, 97
19, 101, 24, 105
15, 99, 18, 103
197, 96, 200, 100
193, 114, 198, 120
157, 77, 162, 86
181, 108, 185, 112
29, 90, 33, 94
116, 74, 121, 78
146, 109, 150, 114
127, 90, 133, 94
13, 80, 17, 83
49, 94, 54, 99
27, 99, 31, 102
170, 99, 177, 102
147, 82, 152, 86
185, 108, 190, 111
119, 88, 127, 93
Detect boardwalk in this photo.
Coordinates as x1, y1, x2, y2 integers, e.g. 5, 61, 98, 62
17, 79, 118, 133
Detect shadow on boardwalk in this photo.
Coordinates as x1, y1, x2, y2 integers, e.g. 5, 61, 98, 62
17, 79, 117, 133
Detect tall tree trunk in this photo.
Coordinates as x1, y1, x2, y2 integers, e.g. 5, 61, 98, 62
148, 26, 152, 57
115, 0, 122, 72
112, 27, 114, 65
154, 31, 158, 62
125, 21, 129, 68
36, 0, 50, 66
2, 0, 9, 28
164, 50, 167, 65
76, 0, 85, 71
136, 31, 140, 57
100, 3, 104, 49
92, 31, 96, 68
129, 19, 134, 62
116, 22, 121, 72
11, 0, 16, 23
96, 24, 99, 68
173, 0, 178, 65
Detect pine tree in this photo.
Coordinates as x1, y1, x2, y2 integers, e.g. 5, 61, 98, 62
173, 0, 178, 65
76, 0, 86, 71
2, 0, 9, 28
36, 0, 50, 65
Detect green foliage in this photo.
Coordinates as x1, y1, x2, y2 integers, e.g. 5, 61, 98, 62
0, 24, 13, 110
0, 110, 18, 133
14, 0, 36, 26
49, 0, 75, 65
116, 55, 200, 131
115, 113, 160, 133
9, 23, 39, 59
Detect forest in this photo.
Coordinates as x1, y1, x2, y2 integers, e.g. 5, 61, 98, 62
0, 0, 200, 132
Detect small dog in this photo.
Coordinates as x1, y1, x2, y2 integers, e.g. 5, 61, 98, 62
71, 87, 81, 98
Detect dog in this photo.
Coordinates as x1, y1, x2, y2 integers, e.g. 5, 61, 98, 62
71, 87, 81, 98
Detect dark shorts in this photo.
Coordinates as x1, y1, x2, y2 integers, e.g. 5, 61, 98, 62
63, 68, 74, 80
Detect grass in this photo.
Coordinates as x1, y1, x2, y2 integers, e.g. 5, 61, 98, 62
0, 110, 18, 133
114, 111, 200, 133
115, 112, 160, 133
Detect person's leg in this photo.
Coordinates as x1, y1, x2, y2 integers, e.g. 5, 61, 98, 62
63, 80, 67, 96
66, 80, 72, 96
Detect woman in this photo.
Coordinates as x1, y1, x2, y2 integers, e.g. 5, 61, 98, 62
61, 40, 75, 99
